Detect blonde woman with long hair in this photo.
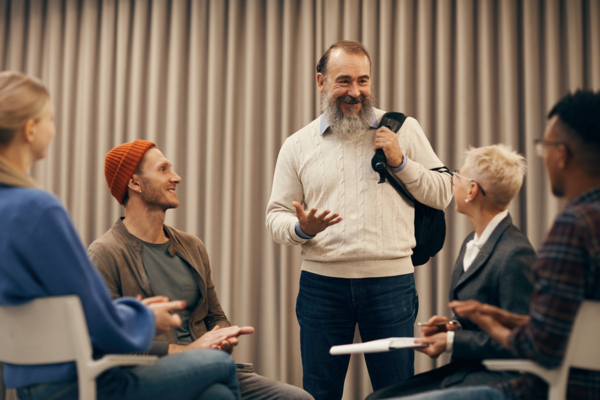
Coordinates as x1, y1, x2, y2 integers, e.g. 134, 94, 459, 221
0, 71, 241, 400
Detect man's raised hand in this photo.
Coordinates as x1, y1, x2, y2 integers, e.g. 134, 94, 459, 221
293, 201, 342, 236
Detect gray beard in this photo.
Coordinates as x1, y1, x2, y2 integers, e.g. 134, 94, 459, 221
321, 89, 375, 142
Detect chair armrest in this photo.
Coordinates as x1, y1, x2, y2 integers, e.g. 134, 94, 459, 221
101, 355, 158, 366
483, 359, 559, 384
87, 355, 158, 378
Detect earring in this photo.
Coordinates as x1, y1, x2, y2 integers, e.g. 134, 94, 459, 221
139, 190, 142, 194
465, 199, 469, 203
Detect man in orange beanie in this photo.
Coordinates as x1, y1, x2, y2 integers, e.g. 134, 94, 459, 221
89, 141, 313, 400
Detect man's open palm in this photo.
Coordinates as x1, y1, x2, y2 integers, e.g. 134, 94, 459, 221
293, 201, 342, 236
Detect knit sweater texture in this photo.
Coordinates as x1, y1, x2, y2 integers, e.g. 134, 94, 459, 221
266, 109, 453, 279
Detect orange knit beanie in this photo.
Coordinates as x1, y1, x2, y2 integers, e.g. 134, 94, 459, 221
104, 140, 156, 204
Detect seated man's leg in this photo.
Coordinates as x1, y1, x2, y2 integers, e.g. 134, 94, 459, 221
198, 383, 238, 400
385, 386, 507, 400
296, 271, 357, 400
358, 274, 419, 391
16, 349, 240, 400
101, 349, 240, 400
237, 372, 314, 400
366, 363, 462, 400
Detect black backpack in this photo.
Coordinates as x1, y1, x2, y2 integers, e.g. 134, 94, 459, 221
371, 112, 448, 266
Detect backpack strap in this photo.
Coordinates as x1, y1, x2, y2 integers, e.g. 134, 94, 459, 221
384, 165, 449, 203
370, 112, 450, 201
372, 112, 407, 183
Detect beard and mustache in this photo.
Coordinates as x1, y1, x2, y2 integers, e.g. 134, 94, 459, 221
139, 175, 180, 212
321, 86, 375, 141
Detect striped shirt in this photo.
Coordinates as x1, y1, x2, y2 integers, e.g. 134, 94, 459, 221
497, 187, 600, 400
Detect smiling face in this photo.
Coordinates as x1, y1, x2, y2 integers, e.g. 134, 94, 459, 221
317, 49, 372, 115
135, 147, 181, 211
317, 49, 374, 139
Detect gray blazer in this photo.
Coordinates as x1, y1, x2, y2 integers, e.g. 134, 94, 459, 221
441, 214, 536, 388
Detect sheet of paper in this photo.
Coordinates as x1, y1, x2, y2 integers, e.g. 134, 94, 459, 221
330, 337, 427, 355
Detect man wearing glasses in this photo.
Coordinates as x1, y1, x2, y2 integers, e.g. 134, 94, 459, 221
384, 90, 600, 400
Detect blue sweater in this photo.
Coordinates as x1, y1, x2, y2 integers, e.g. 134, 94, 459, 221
0, 183, 155, 388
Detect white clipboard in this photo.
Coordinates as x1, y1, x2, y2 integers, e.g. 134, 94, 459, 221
330, 337, 428, 355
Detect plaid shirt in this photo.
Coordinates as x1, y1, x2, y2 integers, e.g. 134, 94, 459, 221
497, 187, 600, 400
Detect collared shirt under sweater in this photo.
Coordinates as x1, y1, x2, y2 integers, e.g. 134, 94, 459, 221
266, 108, 453, 279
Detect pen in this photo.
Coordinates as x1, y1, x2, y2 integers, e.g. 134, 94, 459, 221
416, 320, 459, 327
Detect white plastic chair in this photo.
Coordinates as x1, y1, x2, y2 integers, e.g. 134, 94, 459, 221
483, 300, 600, 400
0, 296, 157, 400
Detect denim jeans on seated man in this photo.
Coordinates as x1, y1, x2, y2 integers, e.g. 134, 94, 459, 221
387, 386, 507, 400
16, 349, 240, 400
296, 271, 419, 400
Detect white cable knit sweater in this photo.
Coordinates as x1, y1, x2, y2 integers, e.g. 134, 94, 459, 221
266, 109, 453, 278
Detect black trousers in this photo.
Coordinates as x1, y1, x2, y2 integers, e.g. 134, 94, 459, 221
365, 362, 463, 400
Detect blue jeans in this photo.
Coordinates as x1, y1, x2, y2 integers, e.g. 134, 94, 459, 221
16, 349, 240, 400
296, 271, 419, 400
386, 386, 507, 400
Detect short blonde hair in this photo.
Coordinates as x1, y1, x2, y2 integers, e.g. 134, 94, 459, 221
0, 71, 50, 145
463, 144, 526, 207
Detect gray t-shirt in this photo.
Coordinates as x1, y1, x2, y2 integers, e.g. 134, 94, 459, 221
136, 238, 201, 345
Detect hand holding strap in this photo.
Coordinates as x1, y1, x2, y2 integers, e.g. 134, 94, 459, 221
371, 112, 407, 184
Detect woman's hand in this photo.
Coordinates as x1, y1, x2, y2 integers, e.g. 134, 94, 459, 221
414, 333, 447, 358
419, 315, 461, 337
449, 300, 530, 349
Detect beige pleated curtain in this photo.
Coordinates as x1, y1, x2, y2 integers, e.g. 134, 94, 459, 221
1, 1, 599, 399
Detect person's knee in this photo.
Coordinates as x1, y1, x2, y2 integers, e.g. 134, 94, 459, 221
197, 383, 237, 400
290, 386, 315, 400
205, 349, 236, 372
238, 372, 313, 400
181, 349, 237, 376
275, 384, 314, 400
204, 348, 236, 364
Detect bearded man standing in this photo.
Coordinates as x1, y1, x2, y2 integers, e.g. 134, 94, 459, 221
266, 40, 453, 400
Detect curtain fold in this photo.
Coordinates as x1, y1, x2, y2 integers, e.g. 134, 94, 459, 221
2, 1, 599, 399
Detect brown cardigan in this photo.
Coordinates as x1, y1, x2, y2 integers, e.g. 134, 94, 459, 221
88, 218, 231, 354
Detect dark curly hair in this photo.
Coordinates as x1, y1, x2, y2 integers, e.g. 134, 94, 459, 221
548, 90, 600, 175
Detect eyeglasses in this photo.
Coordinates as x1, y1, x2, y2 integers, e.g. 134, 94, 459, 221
534, 139, 567, 157
451, 171, 486, 196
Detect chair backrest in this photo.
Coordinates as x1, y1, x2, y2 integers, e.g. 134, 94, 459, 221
0, 296, 92, 366
563, 300, 600, 371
